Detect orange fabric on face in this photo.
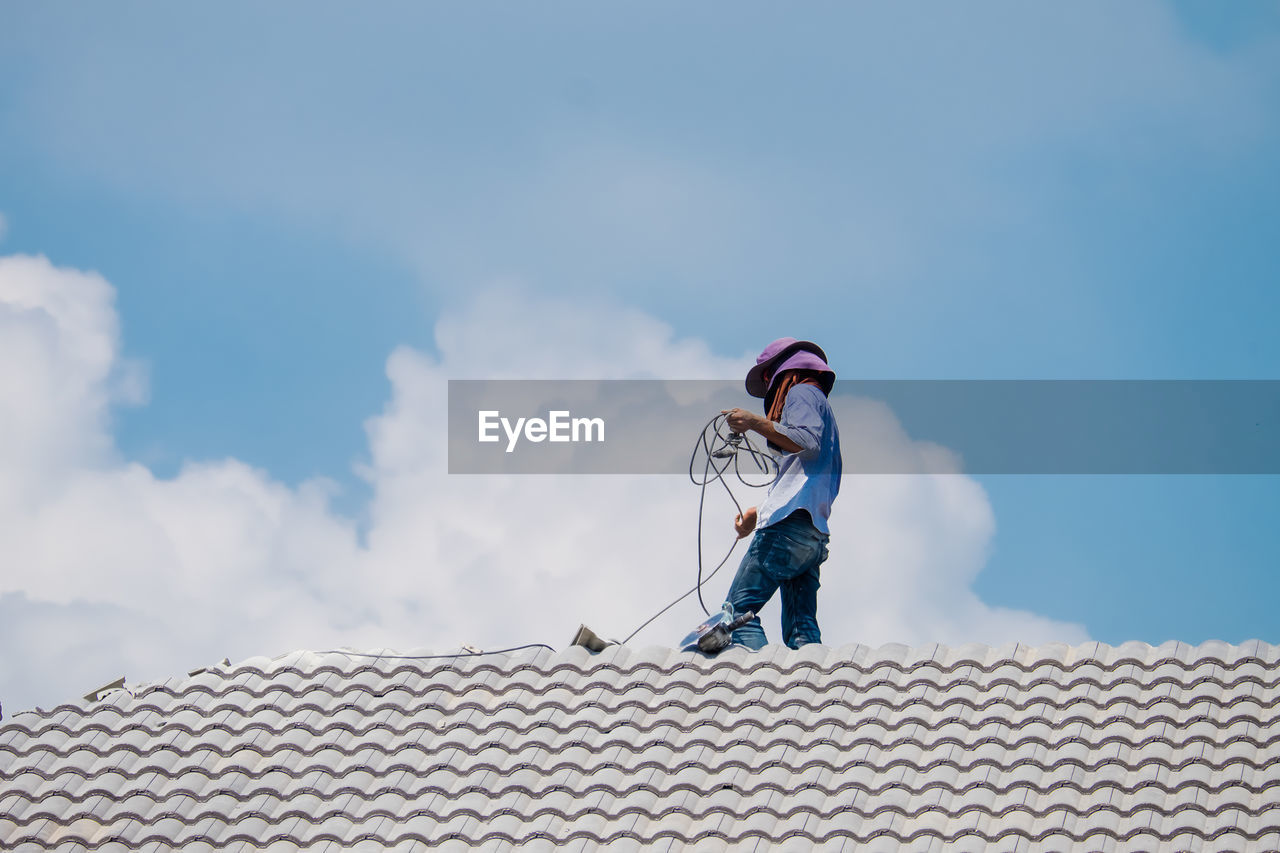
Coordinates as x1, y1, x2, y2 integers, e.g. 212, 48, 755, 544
766, 374, 821, 424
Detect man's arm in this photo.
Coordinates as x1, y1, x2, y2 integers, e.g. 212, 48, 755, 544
721, 408, 804, 454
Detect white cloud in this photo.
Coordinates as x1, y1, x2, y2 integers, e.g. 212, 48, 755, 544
0, 255, 145, 508
431, 280, 753, 380
0, 256, 1086, 715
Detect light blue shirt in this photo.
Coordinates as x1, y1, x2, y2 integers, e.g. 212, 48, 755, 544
756, 383, 842, 534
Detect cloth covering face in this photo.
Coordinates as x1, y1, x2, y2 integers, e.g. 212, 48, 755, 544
756, 383, 841, 535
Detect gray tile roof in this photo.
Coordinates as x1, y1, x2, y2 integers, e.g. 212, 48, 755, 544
2, 640, 1278, 851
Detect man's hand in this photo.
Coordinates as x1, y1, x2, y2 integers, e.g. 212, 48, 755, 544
721, 408, 804, 454
734, 506, 758, 539
722, 408, 764, 434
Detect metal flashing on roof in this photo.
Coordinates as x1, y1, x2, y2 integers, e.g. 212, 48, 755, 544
81, 676, 126, 704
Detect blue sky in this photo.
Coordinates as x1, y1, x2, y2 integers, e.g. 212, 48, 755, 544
1, 3, 1278, 710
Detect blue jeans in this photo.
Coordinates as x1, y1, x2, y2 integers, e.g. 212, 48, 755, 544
726, 509, 830, 650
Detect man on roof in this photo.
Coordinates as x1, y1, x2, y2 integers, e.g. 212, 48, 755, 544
720, 337, 842, 650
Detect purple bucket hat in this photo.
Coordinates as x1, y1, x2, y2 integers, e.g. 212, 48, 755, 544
745, 337, 835, 398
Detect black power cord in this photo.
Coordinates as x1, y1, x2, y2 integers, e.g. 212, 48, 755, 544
318, 415, 778, 658
621, 412, 778, 644
321, 643, 557, 662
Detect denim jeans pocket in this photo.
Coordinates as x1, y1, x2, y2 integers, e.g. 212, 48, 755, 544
758, 526, 824, 582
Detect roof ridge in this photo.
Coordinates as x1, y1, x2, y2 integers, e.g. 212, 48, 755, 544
9, 638, 1276, 718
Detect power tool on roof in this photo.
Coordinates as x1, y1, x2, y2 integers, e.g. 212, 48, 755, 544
711, 431, 744, 459
678, 604, 756, 654
570, 604, 756, 656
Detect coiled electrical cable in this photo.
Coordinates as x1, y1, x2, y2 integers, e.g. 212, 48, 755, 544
621, 412, 778, 643
333, 415, 781, 656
